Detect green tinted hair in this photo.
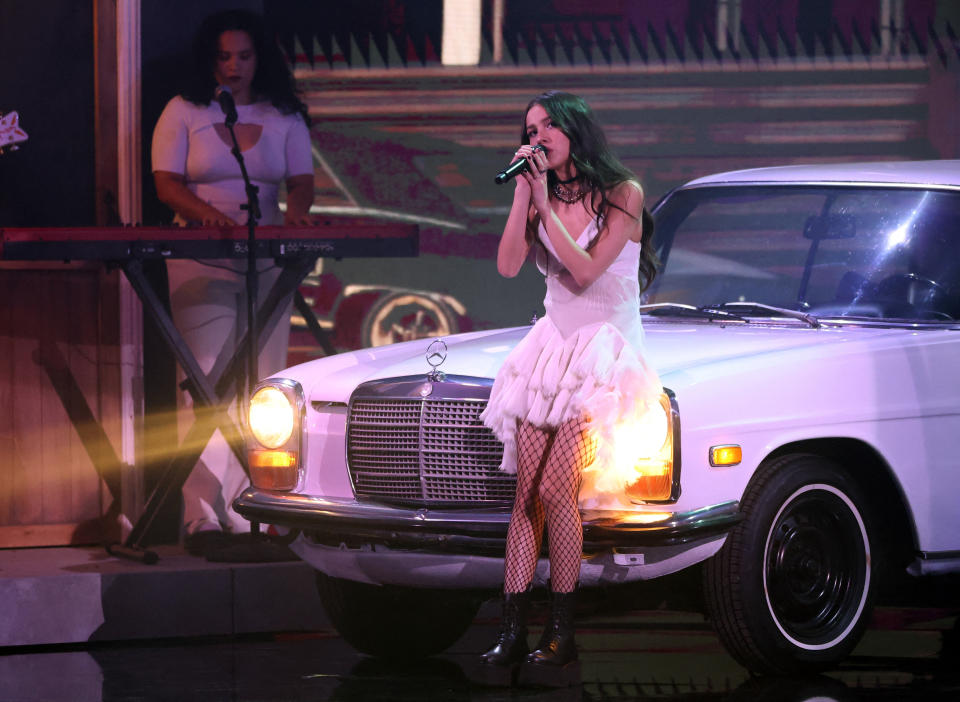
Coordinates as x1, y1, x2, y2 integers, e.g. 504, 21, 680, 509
522, 90, 658, 290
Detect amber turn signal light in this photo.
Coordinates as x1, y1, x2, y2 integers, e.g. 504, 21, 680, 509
709, 444, 742, 467
249, 450, 298, 490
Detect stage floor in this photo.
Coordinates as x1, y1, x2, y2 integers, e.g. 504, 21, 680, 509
0, 545, 328, 647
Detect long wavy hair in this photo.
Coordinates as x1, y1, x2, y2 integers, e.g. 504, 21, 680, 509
522, 90, 657, 290
181, 9, 310, 126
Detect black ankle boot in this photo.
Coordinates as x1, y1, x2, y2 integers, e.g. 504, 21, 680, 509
518, 590, 580, 687
477, 589, 531, 685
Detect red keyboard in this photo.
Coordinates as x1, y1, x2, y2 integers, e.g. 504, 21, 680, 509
0, 218, 418, 261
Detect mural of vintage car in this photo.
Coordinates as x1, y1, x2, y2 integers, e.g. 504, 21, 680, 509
287, 263, 470, 366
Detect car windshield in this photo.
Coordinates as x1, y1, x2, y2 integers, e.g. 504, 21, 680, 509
645, 185, 960, 322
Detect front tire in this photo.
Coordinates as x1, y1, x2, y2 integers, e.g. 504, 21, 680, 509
703, 454, 875, 674
316, 573, 480, 659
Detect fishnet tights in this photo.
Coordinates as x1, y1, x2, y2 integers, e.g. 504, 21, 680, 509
503, 416, 597, 594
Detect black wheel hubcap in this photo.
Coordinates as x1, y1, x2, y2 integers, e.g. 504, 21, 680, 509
766, 488, 867, 645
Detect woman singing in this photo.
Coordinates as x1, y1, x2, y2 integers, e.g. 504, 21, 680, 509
479, 91, 661, 686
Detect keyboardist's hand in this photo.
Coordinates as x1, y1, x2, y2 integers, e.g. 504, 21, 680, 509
284, 173, 315, 226
283, 212, 314, 226
154, 170, 238, 227
203, 214, 238, 226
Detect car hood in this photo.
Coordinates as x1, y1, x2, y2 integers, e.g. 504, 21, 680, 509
274, 320, 910, 402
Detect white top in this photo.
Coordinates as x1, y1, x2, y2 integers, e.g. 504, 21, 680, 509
151, 95, 313, 226
536, 217, 645, 350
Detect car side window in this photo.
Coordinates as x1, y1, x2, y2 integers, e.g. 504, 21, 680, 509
649, 186, 960, 321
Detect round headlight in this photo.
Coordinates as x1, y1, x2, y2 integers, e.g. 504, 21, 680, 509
249, 386, 295, 449
632, 399, 669, 457
612, 397, 669, 468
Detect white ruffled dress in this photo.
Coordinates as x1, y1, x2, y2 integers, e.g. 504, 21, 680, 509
480, 218, 662, 507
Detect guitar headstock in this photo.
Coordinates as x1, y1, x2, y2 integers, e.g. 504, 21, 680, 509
0, 111, 28, 154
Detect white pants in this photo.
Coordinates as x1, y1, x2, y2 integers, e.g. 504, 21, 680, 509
167, 259, 292, 535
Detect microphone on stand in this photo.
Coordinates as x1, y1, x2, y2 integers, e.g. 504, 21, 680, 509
214, 85, 238, 127
494, 145, 545, 184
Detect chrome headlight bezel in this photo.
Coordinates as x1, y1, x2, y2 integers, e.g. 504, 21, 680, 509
626, 388, 682, 505
247, 378, 305, 491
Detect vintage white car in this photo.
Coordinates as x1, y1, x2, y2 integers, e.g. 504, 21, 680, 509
236, 160, 960, 674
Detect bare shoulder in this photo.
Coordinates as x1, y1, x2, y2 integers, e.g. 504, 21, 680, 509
605, 180, 645, 220
603, 180, 644, 243
609, 180, 644, 209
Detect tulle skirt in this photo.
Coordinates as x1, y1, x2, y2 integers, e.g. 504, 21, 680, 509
480, 315, 662, 507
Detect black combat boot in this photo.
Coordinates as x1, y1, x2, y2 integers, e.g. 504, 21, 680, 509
477, 588, 531, 685
518, 589, 580, 687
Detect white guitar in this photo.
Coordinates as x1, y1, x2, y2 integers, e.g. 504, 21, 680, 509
0, 111, 28, 153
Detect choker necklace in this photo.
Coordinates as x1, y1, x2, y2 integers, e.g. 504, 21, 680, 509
556, 173, 579, 184
552, 181, 588, 205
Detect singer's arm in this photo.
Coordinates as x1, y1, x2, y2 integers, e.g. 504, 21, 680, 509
283, 174, 315, 226
537, 181, 643, 289
496, 183, 537, 278
154, 171, 237, 225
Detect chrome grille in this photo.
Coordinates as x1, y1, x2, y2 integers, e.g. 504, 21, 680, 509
348, 394, 514, 503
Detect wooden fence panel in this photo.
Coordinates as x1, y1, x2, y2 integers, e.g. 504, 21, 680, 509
0, 264, 123, 547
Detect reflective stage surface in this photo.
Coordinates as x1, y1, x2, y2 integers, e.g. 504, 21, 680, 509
1, 584, 957, 701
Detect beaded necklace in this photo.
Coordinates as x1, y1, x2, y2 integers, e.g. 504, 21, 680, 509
552, 181, 588, 204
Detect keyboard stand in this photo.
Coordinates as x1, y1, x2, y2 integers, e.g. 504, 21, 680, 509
116, 255, 317, 560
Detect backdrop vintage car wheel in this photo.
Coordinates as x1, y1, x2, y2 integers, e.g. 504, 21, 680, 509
703, 454, 875, 674
315, 573, 480, 659
361, 291, 458, 347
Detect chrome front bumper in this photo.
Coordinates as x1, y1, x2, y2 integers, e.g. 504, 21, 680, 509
235, 489, 741, 554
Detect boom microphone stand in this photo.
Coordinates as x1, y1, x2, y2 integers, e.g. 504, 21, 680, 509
217, 87, 260, 422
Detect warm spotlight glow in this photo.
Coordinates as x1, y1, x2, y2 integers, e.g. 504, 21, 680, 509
249, 386, 295, 449
611, 402, 669, 469
604, 393, 676, 503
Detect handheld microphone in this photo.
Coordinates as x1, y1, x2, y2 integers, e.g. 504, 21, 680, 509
495, 145, 545, 184
214, 85, 238, 127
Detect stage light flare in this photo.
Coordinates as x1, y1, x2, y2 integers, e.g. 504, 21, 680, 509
607, 393, 676, 502
611, 401, 669, 469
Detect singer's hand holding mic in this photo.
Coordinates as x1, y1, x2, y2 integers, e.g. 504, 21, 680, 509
495, 144, 545, 184
215, 85, 238, 127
